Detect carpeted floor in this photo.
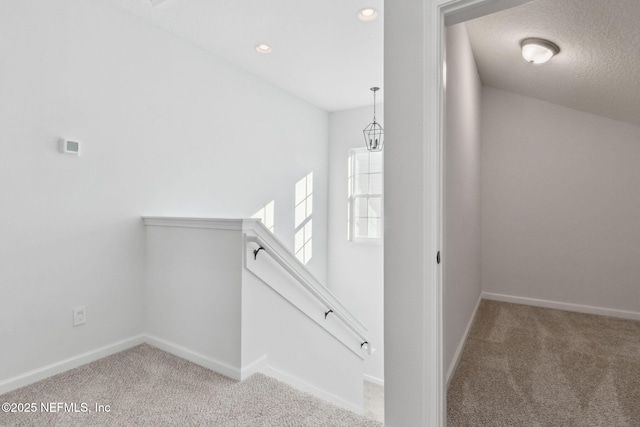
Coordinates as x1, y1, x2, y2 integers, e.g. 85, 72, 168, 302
363, 380, 384, 422
0, 344, 382, 427
447, 300, 640, 426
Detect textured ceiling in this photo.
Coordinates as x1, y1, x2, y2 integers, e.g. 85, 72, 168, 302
110, 0, 383, 112
465, 0, 640, 128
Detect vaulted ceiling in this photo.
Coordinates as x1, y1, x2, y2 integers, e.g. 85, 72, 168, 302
111, 0, 640, 127
465, 0, 640, 128
111, 0, 383, 112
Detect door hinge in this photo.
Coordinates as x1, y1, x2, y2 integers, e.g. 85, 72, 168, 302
437, 251, 441, 264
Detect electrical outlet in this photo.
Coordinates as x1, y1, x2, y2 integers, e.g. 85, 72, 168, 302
73, 306, 86, 326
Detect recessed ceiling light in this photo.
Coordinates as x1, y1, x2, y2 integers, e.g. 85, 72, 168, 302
520, 38, 559, 65
255, 44, 272, 54
358, 8, 378, 22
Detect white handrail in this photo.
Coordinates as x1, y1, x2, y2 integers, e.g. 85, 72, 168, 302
141, 216, 370, 345
245, 223, 369, 343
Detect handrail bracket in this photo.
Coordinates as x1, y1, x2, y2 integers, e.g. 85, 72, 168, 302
253, 246, 265, 260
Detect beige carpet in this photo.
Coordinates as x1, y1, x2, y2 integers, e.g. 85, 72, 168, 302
363, 380, 384, 422
447, 300, 640, 426
0, 344, 382, 427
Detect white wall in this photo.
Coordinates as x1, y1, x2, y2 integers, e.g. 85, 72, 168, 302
327, 106, 384, 382
242, 268, 365, 413
141, 218, 366, 411
482, 86, 640, 314
443, 23, 482, 380
382, 1, 542, 424
0, 0, 328, 381
145, 225, 243, 376
384, 0, 442, 424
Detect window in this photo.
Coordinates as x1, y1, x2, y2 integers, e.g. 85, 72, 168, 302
294, 172, 313, 264
251, 200, 275, 233
348, 148, 383, 242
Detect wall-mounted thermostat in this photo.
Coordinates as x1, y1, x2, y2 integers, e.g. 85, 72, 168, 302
60, 138, 81, 155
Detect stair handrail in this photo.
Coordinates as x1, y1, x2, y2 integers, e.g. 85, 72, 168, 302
141, 216, 370, 345
244, 220, 369, 343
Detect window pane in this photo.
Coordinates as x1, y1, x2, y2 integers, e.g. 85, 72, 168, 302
355, 197, 368, 217
369, 173, 382, 194
354, 174, 369, 195
368, 197, 382, 218
370, 152, 383, 173
355, 152, 370, 174
368, 218, 381, 238
355, 218, 368, 238
295, 249, 304, 263
347, 203, 352, 240
348, 148, 383, 242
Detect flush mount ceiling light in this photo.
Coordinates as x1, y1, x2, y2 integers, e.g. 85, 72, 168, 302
358, 8, 378, 22
255, 43, 272, 54
520, 38, 560, 65
363, 87, 383, 152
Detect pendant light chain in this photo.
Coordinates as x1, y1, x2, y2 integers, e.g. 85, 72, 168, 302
373, 89, 377, 122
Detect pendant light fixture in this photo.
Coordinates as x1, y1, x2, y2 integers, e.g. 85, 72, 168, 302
363, 87, 383, 152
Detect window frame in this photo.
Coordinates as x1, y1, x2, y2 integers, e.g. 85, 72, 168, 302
347, 148, 383, 244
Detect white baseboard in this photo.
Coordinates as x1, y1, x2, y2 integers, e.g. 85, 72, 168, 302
240, 355, 268, 381
262, 364, 364, 415
444, 292, 640, 388
144, 334, 241, 381
1, 335, 364, 416
482, 292, 640, 321
0, 335, 145, 395
446, 294, 482, 387
363, 374, 384, 387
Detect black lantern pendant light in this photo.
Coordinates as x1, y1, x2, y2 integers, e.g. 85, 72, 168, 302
363, 87, 383, 152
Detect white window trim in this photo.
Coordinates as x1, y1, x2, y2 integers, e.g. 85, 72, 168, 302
348, 148, 383, 244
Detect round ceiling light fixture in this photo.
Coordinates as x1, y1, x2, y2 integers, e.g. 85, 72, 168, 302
520, 38, 560, 65
358, 8, 378, 22
255, 43, 272, 54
